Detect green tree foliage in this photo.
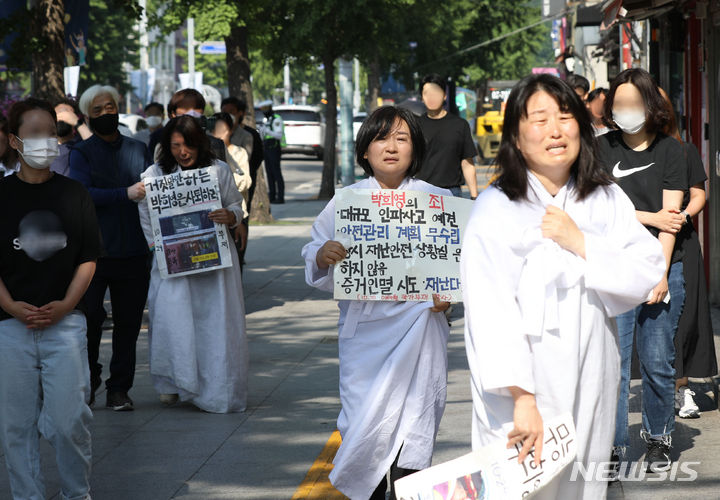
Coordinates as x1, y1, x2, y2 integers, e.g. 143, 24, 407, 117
366, 0, 550, 91
78, 0, 141, 95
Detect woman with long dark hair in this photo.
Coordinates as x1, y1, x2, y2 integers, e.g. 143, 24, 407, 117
461, 74, 665, 498
597, 68, 687, 472
138, 115, 249, 413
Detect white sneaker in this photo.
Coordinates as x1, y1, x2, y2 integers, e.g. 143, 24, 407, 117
675, 386, 700, 418
159, 393, 179, 406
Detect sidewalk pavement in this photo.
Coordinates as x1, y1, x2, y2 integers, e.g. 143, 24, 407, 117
1, 159, 718, 499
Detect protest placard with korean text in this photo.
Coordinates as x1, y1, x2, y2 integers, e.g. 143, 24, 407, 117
394, 413, 577, 500
334, 189, 473, 301
144, 166, 233, 279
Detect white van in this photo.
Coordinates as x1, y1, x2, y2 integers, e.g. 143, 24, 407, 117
274, 105, 325, 160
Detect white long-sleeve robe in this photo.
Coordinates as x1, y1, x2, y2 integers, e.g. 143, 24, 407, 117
461, 173, 666, 499
302, 176, 452, 500
139, 161, 249, 413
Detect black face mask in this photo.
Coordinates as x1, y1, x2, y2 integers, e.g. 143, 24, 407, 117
89, 113, 119, 136
57, 120, 74, 137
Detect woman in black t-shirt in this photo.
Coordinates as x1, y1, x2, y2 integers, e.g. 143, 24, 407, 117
597, 68, 686, 473
0, 99, 100, 500
658, 89, 718, 419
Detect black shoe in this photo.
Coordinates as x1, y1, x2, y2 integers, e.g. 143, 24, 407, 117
88, 374, 102, 406
645, 440, 671, 472
106, 391, 134, 412
609, 450, 621, 481
270, 198, 284, 204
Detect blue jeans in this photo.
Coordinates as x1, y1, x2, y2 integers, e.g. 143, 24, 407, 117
448, 186, 463, 197
614, 261, 685, 450
0, 313, 92, 500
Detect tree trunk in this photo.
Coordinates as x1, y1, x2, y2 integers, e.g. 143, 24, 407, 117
249, 163, 274, 224
225, 25, 255, 126
319, 53, 337, 200
31, 0, 65, 101
366, 57, 381, 112
227, 23, 273, 222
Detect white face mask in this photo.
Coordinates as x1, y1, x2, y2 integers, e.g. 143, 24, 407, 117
613, 109, 646, 135
16, 137, 59, 169
146, 115, 162, 128
183, 110, 203, 118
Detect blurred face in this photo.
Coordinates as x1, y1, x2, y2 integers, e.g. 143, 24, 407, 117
421, 83, 445, 112
170, 131, 198, 169
516, 90, 580, 176
587, 94, 605, 120
587, 96, 605, 124
88, 93, 118, 118
212, 120, 231, 144
221, 103, 244, 125
9, 109, 57, 152
364, 118, 413, 184
574, 87, 587, 101
612, 83, 645, 114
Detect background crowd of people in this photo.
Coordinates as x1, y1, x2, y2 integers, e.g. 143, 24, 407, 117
0, 66, 717, 500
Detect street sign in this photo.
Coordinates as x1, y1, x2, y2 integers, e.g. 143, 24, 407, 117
198, 41, 226, 55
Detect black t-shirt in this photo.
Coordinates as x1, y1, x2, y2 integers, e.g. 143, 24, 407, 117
682, 142, 706, 209
416, 112, 477, 189
0, 174, 101, 321
598, 131, 687, 237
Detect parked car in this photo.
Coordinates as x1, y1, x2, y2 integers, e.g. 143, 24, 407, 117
271, 105, 325, 160
119, 113, 147, 135
353, 112, 367, 141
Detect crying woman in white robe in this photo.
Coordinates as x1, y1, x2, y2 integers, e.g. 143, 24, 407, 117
302, 106, 453, 500
461, 74, 666, 500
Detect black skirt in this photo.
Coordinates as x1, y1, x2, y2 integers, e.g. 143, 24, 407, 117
674, 224, 718, 378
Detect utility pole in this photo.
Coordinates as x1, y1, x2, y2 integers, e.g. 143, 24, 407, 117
284, 60, 291, 104
139, 0, 149, 104
188, 17, 195, 89
353, 58, 361, 113
339, 58, 354, 186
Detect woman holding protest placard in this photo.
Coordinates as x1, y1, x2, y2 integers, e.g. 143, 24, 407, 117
138, 115, 248, 413
302, 106, 453, 500
461, 74, 666, 499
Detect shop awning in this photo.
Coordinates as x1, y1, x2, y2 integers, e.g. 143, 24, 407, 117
602, 0, 679, 23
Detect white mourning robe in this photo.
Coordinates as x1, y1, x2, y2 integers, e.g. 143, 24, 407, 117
461, 173, 666, 499
302, 176, 452, 500
139, 161, 249, 413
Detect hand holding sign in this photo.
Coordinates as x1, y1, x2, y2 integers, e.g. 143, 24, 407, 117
507, 387, 544, 467
208, 208, 236, 226
128, 181, 146, 202
317, 240, 348, 269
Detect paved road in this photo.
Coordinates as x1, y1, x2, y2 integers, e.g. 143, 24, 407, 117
1, 157, 718, 499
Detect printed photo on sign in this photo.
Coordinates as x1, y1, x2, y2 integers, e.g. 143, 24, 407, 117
334, 189, 472, 301
158, 210, 222, 275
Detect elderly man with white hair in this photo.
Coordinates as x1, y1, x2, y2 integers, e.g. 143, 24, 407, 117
69, 84, 150, 412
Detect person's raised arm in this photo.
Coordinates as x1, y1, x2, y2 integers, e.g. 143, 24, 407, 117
685, 184, 706, 218
635, 209, 683, 234
461, 159, 478, 199
68, 149, 133, 206
648, 189, 683, 304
